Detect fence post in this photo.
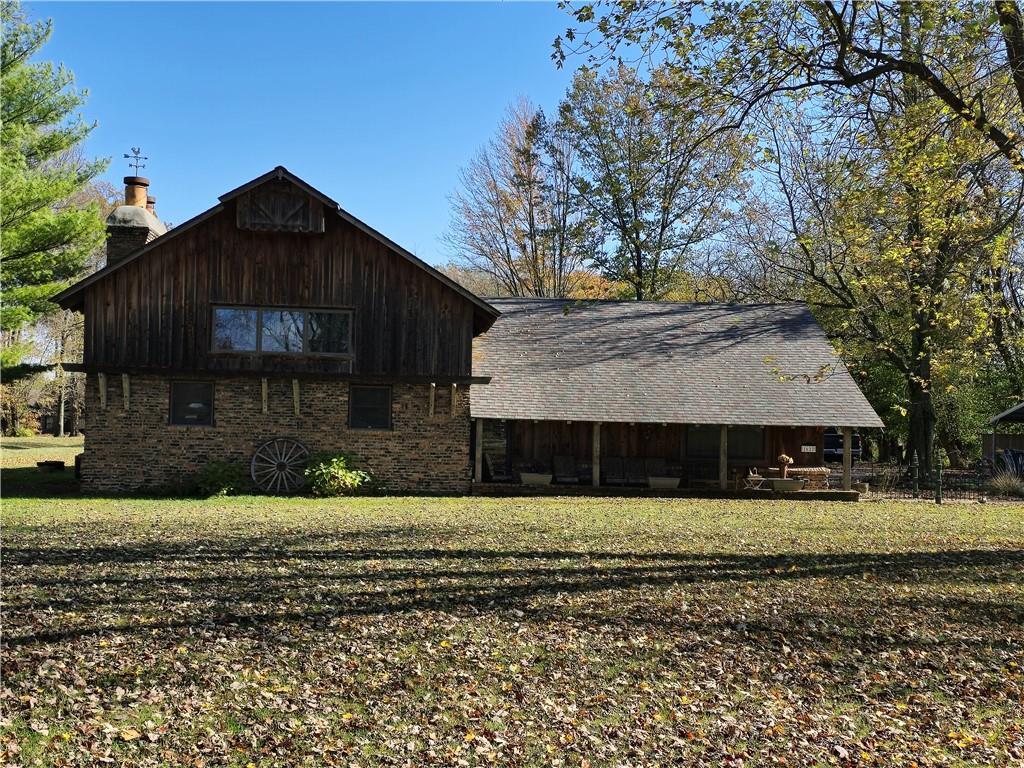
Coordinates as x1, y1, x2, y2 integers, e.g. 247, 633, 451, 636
935, 449, 943, 505
911, 450, 920, 498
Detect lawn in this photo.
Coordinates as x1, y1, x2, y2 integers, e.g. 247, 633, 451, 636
2, 441, 1023, 766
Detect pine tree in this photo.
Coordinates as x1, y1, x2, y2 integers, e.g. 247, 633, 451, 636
1, 1, 106, 375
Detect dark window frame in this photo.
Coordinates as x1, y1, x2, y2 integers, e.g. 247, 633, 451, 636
348, 384, 392, 431
168, 380, 215, 427
210, 304, 354, 358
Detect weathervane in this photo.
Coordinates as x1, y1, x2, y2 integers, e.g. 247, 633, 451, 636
123, 147, 148, 174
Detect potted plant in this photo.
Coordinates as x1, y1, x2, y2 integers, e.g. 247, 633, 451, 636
778, 453, 794, 479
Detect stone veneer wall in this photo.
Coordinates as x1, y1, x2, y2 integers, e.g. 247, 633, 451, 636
81, 374, 472, 494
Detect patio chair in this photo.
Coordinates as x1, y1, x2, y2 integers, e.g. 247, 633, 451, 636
553, 455, 579, 484
743, 467, 766, 490
603, 457, 627, 485
624, 457, 648, 485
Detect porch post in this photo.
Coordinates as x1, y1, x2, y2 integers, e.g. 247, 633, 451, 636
842, 426, 853, 491
592, 422, 601, 487
474, 418, 484, 483
719, 425, 728, 490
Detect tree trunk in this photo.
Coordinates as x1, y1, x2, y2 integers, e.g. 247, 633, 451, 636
906, 372, 935, 480
57, 382, 65, 438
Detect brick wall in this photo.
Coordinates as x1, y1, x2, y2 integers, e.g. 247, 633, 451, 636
81, 374, 472, 494
105, 225, 161, 266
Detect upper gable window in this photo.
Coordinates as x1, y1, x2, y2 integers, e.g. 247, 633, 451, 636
236, 182, 325, 233
308, 311, 351, 354
211, 306, 352, 357
212, 307, 258, 351
261, 310, 305, 353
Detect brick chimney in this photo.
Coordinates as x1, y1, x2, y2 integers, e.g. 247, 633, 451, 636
105, 176, 167, 266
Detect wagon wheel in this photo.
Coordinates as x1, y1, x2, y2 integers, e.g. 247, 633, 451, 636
250, 438, 310, 494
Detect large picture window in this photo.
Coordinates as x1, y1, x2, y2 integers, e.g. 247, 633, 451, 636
211, 306, 352, 357
349, 385, 391, 430
170, 382, 214, 426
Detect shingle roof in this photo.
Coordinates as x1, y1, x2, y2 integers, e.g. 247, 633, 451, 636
471, 298, 884, 428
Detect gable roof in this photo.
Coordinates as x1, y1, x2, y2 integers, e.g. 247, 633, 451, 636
471, 298, 884, 428
55, 166, 499, 329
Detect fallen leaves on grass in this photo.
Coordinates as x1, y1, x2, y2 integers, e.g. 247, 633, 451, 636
1, 497, 1022, 766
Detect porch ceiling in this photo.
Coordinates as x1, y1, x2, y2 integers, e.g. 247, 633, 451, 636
470, 299, 884, 429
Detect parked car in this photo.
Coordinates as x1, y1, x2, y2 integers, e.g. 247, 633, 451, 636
823, 428, 862, 463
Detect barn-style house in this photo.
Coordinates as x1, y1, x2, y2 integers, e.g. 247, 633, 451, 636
56, 167, 883, 495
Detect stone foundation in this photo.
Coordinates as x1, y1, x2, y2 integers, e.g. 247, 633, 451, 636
81, 374, 472, 494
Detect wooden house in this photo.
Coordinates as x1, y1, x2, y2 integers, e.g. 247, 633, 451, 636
56, 167, 498, 493
57, 168, 882, 495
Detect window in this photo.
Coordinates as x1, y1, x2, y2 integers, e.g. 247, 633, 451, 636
170, 382, 214, 426
212, 307, 258, 351
728, 426, 765, 460
349, 385, 391, 430
686, 425, 765, 460
261, 310, 305, 352
211, 306, 352, 356
308, 311, 350, 354
686, 425, 720, 458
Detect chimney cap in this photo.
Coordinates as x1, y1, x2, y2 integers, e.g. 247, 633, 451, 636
124, 175, 150, 187
146, 195, 156, 203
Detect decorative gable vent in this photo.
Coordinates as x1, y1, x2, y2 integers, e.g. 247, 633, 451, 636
236, 180, 325, 233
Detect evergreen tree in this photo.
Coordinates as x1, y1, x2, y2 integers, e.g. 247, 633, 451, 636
1, 1, 106, 375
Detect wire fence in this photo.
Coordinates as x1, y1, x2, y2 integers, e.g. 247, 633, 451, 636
843, 460, 998, 502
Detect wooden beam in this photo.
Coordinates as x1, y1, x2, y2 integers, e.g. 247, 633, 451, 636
261, 378, 268, 415
719, 425, 729, 490
474, 418, 484, 483
428, 382, 436, 417
121, 374, 130, 410
292, 379, 300, 416
842, 427, 853, 491
450, 383, 457, 419
592, 422, 601, 487
97, 373, 107, 410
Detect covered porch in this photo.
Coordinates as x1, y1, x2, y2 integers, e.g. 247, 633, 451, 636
471, 419, 857, 492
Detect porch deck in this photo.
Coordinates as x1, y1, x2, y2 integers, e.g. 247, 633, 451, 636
471, 481, 860, 502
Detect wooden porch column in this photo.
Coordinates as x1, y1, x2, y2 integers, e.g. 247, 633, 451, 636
592, 422, 601, 487
719, 425, 728, 490
474, 418, 484, 483
842, 426, 853, 491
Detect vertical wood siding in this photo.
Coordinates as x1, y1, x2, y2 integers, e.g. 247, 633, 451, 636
82, 199, 477, 378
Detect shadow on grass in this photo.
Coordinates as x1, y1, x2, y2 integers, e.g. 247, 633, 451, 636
4, 529, 1022, 650
1, 467, 81, 497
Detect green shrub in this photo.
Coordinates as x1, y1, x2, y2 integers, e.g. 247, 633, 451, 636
194, 461, 249, 497
988, 470, 1024, 498
13, 426, 35, 437
304, 452, 372, 496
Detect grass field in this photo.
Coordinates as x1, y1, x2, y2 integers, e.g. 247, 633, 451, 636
2, 437, 1023, 766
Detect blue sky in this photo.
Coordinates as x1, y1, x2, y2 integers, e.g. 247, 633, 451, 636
31, 1, 576, 265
